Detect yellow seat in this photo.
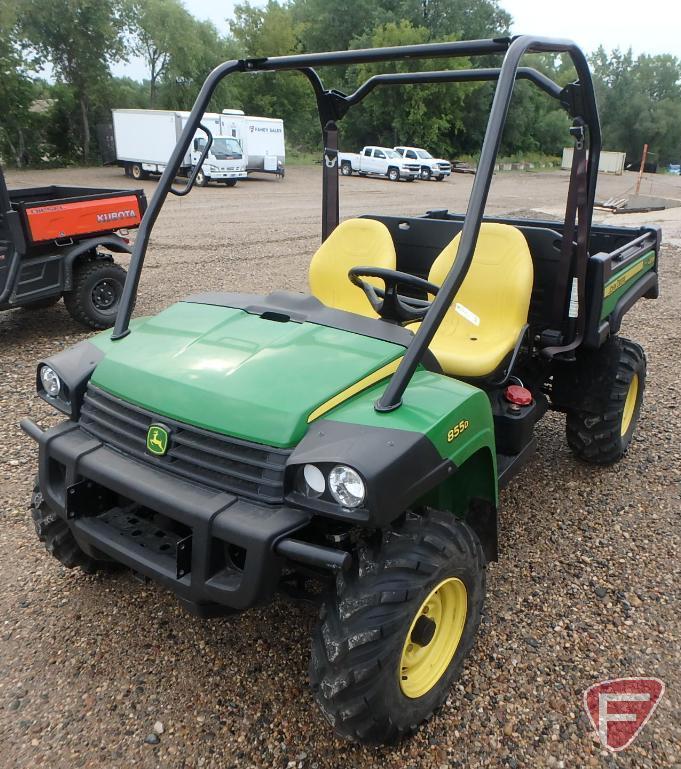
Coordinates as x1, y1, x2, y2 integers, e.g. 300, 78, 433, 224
415, 223, 534, 378
309, 218, 396, 318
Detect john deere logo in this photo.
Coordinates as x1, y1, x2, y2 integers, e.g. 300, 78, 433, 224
146, 424, 169, 456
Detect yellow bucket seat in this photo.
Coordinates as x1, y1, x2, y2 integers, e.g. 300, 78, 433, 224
415, 223, 534, 378
309, 218, 396, 318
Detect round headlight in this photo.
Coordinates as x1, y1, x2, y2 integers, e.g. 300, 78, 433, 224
302, 463, 325, 497
328, 465, 365, 508
40, 365, 61, 397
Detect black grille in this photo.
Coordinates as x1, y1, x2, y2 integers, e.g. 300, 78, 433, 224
79, 385, 290, 503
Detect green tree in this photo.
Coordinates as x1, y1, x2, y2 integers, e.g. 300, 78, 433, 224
128, 0, 195, 107
590, 47, 681, 164
0, 1, 41, 165
399, 0, 511, 38
230, 1, 318, 149
19, 0, 130, 160
343, 21, 472, 154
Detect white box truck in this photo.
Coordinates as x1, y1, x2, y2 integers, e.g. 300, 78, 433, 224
219, 110, 286, 177
112, 109, 248, 187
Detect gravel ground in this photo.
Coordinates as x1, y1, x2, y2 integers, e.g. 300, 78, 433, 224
1, 166, 680, 769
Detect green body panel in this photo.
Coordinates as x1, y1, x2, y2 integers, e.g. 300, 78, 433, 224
601, 251, 655, 319
89, 302, 404, 448
324, 368, 498, 505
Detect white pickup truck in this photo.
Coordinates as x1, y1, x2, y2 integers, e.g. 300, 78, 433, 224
338, 146, 420, 181
394, 146, 452, 181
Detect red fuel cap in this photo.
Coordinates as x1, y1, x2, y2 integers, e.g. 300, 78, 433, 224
504, 385, 533, 406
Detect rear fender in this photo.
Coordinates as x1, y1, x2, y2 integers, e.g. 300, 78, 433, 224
63, 235, 132, 291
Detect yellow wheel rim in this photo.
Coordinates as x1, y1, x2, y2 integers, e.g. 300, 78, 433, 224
399, 577, 467, 699
621, 374, 639, 436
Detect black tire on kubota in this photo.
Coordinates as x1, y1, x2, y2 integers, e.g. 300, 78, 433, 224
310, 509, 486, 744
30, 482, 109, 574
64, 258, 128, 330
565, 336, 646, 465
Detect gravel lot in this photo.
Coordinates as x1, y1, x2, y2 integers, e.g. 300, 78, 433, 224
1, 165, 680, 769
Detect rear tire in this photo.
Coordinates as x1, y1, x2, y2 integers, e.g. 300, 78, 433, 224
310, 509, 485, 744
129, 163, 147, 180
566, 336, 646, 464
31, 482, 107, 574
341, 162, 353, 176
64, 259, 127, 330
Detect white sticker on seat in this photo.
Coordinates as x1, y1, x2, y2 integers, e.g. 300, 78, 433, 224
455, 303, 480, 326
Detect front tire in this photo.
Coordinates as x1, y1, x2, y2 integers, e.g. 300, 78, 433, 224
310, 510, 485, 744
388, 167, 400, 182
224, 179, 237, 187
195, 169, 208, 187
31, 482, 106, 574
420, 167, 432, 181
64, 259, 127, 330
566, 336, 646, 464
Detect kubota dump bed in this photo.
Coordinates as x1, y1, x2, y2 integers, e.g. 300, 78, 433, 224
9, 185, 145, 245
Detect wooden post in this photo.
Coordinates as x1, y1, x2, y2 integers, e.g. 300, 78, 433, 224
635, 143, 649, 196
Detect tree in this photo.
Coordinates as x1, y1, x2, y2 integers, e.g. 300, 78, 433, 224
590, 47, 681, 164
19, 0, 130, 159
230, 2, 318, 149
0, 1, 40, 165
343, 22, 472, 154
399, 0, 511, 39
129, 0, 196, 107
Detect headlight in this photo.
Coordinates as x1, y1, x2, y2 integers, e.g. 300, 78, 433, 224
299, 463, 325, 497
40, 365, 61, 397
328, 465, 365, 508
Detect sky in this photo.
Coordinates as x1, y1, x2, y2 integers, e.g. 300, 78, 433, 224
114, 0, 681, 81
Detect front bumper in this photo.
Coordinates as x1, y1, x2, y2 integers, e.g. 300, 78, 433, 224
23, 419, 348, 615
206, 170, 247, 180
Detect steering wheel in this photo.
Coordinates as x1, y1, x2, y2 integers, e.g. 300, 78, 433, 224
348, 267, 440, 322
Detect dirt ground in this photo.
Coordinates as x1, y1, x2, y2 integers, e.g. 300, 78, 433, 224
1, 165, 680, 769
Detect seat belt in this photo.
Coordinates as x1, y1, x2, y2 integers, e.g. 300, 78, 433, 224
321, 121, 339, 242
543, 124, 589, 359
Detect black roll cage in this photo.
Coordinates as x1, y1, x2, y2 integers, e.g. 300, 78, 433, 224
111, 35, 601, 413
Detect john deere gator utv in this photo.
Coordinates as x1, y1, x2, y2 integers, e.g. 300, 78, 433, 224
22, 36, 660, 744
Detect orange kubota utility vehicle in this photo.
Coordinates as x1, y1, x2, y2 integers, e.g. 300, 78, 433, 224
0, 164, 146, 329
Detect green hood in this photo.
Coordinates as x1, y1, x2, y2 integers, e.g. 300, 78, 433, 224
89, 302, 404, 448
